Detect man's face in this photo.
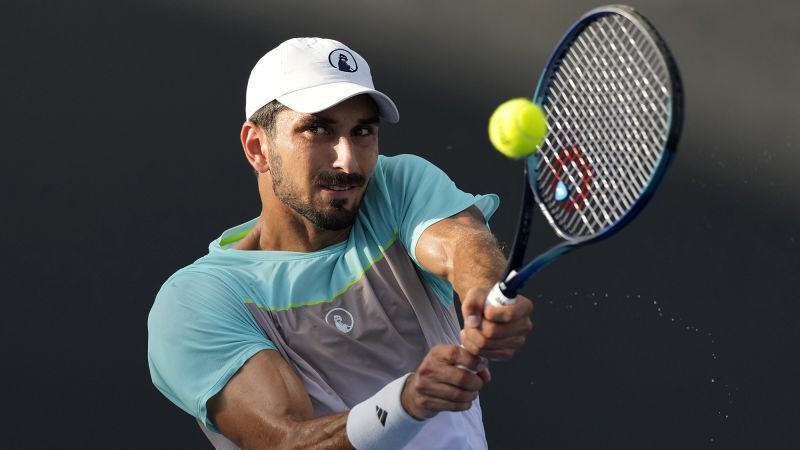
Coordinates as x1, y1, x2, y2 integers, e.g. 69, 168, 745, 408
265, 95, 379, 231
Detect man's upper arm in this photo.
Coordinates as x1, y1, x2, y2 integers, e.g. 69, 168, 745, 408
207, 350, 315, 449
147, 271, 276, 430
414, 205, 494, 281
377, 154, 499, 270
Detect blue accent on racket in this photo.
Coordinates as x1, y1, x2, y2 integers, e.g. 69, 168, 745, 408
554, 181, 568, 201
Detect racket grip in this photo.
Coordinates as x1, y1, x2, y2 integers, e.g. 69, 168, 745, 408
486, 281, 517, 307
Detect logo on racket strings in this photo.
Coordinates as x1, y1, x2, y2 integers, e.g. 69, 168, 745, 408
550, 145, 592, 210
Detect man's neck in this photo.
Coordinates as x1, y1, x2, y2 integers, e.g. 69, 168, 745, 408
233, 174, 352, 252
255, 208, 351, 252
233, 195, 351, 253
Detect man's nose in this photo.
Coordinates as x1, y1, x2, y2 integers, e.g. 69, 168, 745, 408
332, 136, 358, 173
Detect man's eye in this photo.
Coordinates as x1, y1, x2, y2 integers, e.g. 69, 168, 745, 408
353, 127, 373, 137
308, 124, 328, 135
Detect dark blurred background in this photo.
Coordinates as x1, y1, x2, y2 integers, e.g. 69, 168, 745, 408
2, 0, 798, 448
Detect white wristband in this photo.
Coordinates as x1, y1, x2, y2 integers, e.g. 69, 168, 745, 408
346, 373, 425, 450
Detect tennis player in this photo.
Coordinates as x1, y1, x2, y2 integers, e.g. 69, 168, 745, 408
148, 37, 533, 450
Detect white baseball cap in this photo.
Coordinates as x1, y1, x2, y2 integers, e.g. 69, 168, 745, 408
245, 37, 399, 123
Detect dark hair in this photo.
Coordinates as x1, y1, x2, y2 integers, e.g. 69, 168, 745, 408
248, 100, 289, 138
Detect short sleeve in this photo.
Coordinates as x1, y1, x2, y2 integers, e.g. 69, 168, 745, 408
147, 270, 276, 432
379, 155, 500, 305
381, 154, 500, 264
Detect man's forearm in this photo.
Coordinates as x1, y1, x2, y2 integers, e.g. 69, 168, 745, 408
416, 208, 533, 361
413, 207, 507, 299
232, 412, 352, 450
449, 227, 506, 300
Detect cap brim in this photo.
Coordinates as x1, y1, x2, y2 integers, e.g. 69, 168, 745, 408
277, 82, 400, 123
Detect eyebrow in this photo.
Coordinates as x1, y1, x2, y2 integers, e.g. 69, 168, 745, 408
300, 114, 380, 125
358, 116, 380, 125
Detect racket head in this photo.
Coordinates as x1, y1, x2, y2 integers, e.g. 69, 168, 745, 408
528, 4, 683, 243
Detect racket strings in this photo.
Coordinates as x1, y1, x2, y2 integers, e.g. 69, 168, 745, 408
535, 14, 672, 239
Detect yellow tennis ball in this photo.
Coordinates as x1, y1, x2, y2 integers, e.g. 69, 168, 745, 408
488, 98, 547, 159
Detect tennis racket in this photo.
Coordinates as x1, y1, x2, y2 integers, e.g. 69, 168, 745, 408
486, 4, 684, 306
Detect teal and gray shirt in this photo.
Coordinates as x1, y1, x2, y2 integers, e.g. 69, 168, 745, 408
148, 154, 499, 449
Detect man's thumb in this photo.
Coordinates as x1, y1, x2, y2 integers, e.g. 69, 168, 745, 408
461, 290, 485, 328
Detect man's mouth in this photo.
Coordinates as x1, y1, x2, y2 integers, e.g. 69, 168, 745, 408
316, 173, 365, 199
322, 185, 353, 191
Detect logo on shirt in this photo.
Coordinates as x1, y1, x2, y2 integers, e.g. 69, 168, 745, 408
328, 49, 358, 73
325, 307, 354, 333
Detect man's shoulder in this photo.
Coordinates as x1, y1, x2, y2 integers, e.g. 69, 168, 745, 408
158, 258, 235, 298
155, 248, 255, 303
369, 154, 443, 197
377, 153, 438, 172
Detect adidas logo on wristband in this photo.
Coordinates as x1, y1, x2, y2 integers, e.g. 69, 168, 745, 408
375, 405, 388, 426
347, 374, 423, 449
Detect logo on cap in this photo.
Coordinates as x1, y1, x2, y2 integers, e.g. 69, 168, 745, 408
329, 49, 358, 73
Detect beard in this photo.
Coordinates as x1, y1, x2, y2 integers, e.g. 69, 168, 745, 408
268, 150, 366, 231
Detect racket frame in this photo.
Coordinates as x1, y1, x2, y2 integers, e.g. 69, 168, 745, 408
495, 4, 684, 300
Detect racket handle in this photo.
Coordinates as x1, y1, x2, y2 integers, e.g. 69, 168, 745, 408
486, 281, 517, 307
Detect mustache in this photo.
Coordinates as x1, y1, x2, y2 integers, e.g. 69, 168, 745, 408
314, 172, 366, 187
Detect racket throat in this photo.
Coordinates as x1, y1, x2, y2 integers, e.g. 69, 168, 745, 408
504, 241, 576, 295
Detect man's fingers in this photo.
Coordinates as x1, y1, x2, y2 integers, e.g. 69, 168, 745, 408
424, 345, 487, 387
476, 348, 518, 361
477, 365, 492, 383
460, 288, 489, 329
483, 296, 533, 323
407, 396, 474, 415
406, 345, 487, 419
460, 330, 482, 356
479, 315, 534, 339
462, 327, 526, 352
434, 344, 483, 370
413, 369, 482, 402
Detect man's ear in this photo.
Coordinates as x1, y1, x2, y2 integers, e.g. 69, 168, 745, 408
241, 122, 270, 174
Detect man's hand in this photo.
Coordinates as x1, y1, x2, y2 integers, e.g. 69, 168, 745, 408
401, 345, 489, 420
460, 287, 534, 360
